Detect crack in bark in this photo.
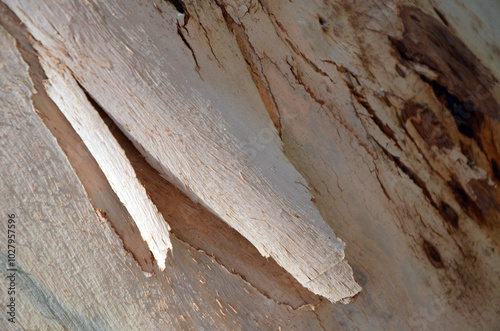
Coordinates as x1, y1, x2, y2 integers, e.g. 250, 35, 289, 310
214, 0, 282, 137
287, 60, 326, 107
189, 4, 223, 67
325, 59, 398, 144
374, 138, 438, 210
163, 0, 190, 23
176, 24, 200, 75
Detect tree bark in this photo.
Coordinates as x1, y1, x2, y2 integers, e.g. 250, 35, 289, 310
0, 0, 499, 330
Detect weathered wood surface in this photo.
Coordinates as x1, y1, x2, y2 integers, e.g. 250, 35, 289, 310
1, 0, 499, 329
41, 54, 173, 271
3, 0, 361, 303
0, 23, 329, 330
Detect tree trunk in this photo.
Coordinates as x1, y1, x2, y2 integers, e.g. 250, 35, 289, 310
0, 0, 499, 330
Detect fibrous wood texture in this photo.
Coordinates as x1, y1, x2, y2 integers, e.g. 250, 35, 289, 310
2, 0, 363, 303
0, 20, 328, 330
1, 0, 499, 330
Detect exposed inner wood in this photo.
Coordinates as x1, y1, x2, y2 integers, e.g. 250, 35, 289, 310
78, 78, 322, 308
0, 2, 155, 273
0, 16, 329, 331
5, 0, 362, 303
0, 2, 321, 308
1, 0, 500, 329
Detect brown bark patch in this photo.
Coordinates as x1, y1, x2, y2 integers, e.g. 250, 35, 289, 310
448, 180, 487, 227
468, 179, 500, 218
392, 6, 499, 120
439, 201, 459, 230
402, 101, 453, 149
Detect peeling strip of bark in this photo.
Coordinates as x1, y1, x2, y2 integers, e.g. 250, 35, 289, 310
80, 79, 321, 307
0, 2, 157, 273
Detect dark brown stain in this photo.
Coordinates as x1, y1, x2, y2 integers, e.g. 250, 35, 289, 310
391, 6, 500, 178
393, 7, 500, 235
448, 180, 486, 227
447, 177, 500, 239
468, 179, 500, 218
422, 78, 483, 140
391, 6, 499, 120
423, 240, 444, 269
439, 201, 459, 229
492, 159, 500, 182
402, 101, 453, 149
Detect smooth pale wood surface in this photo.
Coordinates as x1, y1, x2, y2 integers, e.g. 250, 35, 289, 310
0, 25, 330, 330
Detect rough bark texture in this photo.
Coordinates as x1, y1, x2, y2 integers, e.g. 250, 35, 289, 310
1, 0, 499, 330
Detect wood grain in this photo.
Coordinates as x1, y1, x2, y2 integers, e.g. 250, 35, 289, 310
0, 23, 328, 330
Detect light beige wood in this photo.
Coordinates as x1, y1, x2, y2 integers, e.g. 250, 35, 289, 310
3, 0, 361, 303
0, 23, 329, 330
1, 0, 499, 329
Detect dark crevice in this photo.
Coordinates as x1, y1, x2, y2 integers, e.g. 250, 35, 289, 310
438, 201, 459, 230
492, 159, 500, 182
214, 0, 282, 137
393, 156, 435, 207
164, 0, 190, 23
329, 60, 397, 143
447, 180, 486, 227
190, 5, 222, 67
433, 7, 449, 27
288, 64, 326, 106
350, 87, 396, 142
176, 25, 200, 73
374, 170, 391, 201
420, 76, 478, 139
395, 64, 406, 78
376, 140, 437, 209
318, 16, 329, 32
